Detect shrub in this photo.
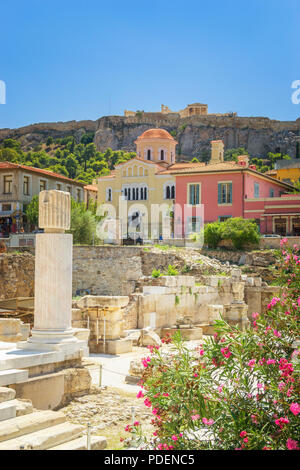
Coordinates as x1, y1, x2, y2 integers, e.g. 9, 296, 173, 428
181, 264, 191, 274
124, 240, 300, 450
204, 222, 222, 248
166, 265, 179, 276
220, 217, 260, 250
204, 218, 260, 250
152, 269, 162, 278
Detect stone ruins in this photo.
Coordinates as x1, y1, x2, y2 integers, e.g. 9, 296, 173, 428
0, 190, 281, 450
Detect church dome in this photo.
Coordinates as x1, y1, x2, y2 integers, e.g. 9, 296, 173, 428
136, 128, 175, 141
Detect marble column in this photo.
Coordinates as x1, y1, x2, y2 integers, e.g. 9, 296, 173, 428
19, 190, 81, 350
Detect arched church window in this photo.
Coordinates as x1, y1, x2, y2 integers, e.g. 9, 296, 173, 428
106, 187, 112, 202
147, 149, 151, 160
160, 150, 164, 160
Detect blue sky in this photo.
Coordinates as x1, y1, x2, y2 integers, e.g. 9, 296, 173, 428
0, 0, 299, 129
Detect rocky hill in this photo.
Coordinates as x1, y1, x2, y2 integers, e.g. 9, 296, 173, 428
1, 113, 300, 160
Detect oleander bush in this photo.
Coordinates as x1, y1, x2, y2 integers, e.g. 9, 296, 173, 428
124, 239, 300, 450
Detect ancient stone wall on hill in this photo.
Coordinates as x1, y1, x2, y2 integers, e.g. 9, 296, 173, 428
1, 114, 300, 159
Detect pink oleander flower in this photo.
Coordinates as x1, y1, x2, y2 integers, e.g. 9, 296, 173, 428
267, 359, 276, 365
273, 329, 281, 338
220, 347, 232, 358
267, 297, 280, 309
153, 431, 157, 436
243, 437, 248, 444
199, 349, 204, 356
286, 438, 299, 450
152, 408, 159, 415
275, 417, 289, 429
124, 425, 132, 432
240, 431, 247, 438
194, 373, 198, 377
191, 414, 200, 421
171, 435, 178, 441
163, 392, 169, 397
218, 385, 224, 393
248, 359, 256, 368
257, 383, 263, 389
252, 312, 259, 319
134, 421, 140, 426
136, 390, 144, 399
280, 238, 288, 246
202, 417, 214, 426
290, 403, 300, 416
251, 414, 258, 424
144, 398, 152, 407
141, 356, 151, 368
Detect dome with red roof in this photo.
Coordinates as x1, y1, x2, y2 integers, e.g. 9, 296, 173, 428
136, 128, 175, 141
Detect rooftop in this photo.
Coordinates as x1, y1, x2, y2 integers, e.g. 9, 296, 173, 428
0, 162, 85, 185
135, 128, 176, 141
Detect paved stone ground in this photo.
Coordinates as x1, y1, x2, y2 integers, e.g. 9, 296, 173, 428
60, 342, 204, 449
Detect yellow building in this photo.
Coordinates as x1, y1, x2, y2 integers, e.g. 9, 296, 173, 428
271, 159, 300, 186
97, 129, 178, 241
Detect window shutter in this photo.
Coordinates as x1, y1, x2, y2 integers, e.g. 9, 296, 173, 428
196, 185, 199, 204
218, 183, 221, 204
229, 183, 232, 203
190, 185, 194, 205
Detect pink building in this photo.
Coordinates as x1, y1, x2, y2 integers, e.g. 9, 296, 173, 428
161, 141, 300, 236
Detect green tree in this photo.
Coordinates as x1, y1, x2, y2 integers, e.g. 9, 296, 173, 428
80, 133, 95, 145
0, 148, 20, 162
224, 147, 249, 162
65, 154, 79, 179
68, 199, 98, 244
46, 137, 54, 146
25, 195, 39, 227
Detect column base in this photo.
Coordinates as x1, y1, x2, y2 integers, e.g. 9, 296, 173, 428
26, 328, 79, 345
17, 328, 89, 357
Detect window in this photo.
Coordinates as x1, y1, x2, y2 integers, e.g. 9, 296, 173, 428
66, 186, 71, 193
186, 216, 202, 234
3, 175, 12, 194
160, 150, 164, 160
269, 188, 274, 198
77, 188, 81, 202
165, 184, 175, 200
219, 215, 232, 222
147, 149, 151, 160
254, 182, 260, 198
57, 183, 62, 190
40, 180, 46, 191
188, 184, 200, 205
23, 176, 30, 195
218, 182, 232, 204
106, 187, 112, 202
2, 203, 11, 211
